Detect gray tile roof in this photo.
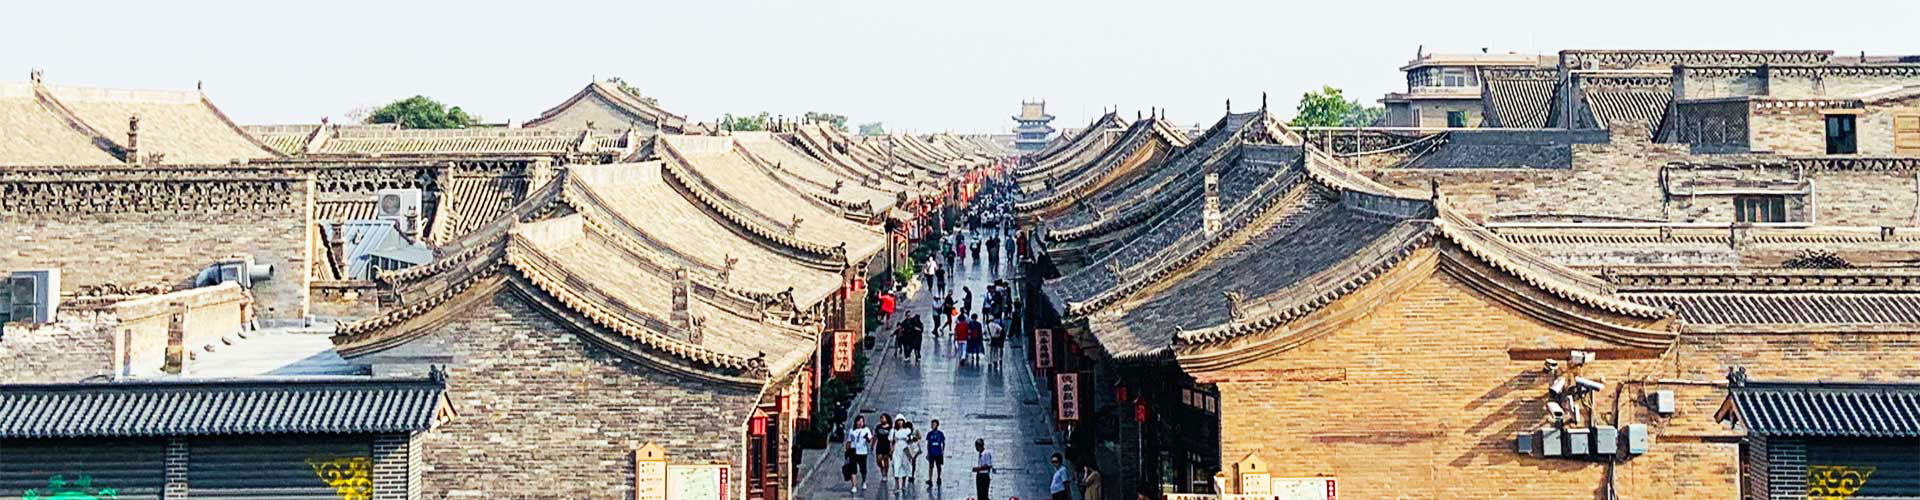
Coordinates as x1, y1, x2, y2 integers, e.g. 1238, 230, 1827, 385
1047, 111, 1265, 237
1403, 129, 1609, 169
1625, 293, 1920, 325
0, 376, 446, 438
1722, 381, 1920, 437
1484, 77, 1558, 128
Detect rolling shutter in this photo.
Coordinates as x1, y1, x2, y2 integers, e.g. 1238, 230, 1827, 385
0, 438, 166, 500
1804, 437, 1920, 499
187, 435, 375, 500
1895, 114, 1920, 155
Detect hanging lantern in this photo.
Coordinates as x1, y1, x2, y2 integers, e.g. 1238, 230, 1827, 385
1134, 400, 1149, 424
1116, 384, 1128, 403
750, 409, 769, 437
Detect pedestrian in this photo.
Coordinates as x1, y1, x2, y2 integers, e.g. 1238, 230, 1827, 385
986, 317, 1006, 369
932, 299, 949, 337
962, 287, 973, 317
952, 312, 970, 362
966, 314, 985, 364
1082, 464, 1103, 500
925, 420, 946, 487
908, 315, 925, 361
846, 416, 873, 493
971, 439, 994, 500
987, 235, 1001, 266
924, 257, 938, 290
879, 291, 896, 326
892, 418, 916, 490
875, 414, 894, 483
1049, 453, 1071, 500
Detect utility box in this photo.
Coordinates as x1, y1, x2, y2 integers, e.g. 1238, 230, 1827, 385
1514, 433, 1535, 455
1593, 426, 1619, 455
1647, 390, 1676, 415
1567, 428, 1592, 456
1626, 424, 1650, 454
1540, 428, 1565, 457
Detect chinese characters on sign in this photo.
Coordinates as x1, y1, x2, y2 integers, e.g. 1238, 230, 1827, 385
1035, 328, 1054, 369
1056, 372, 1079, 422
634, 443, 669, 500
1270, 477, 1338, 500
795, 367, 812, 421
667, 463, 729, 500
832, 330, 856, 378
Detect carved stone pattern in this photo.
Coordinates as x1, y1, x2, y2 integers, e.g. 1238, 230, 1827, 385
314, 166, 439, 194
0, 179, 298, 215
1563, 50, 1830, 70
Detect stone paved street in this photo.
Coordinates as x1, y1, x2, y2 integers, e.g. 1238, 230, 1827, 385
797, 231, 1063, 500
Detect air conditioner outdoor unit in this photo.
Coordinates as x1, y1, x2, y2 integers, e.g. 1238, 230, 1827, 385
375, 188, 423, 233
7, 269, 60, 324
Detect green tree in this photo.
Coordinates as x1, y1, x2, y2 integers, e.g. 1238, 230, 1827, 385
1289, 86, 1385, 127
604, 77, 661, 106
365, 96, 480, 129
803, 112, 849, 132
858, 122, 886, 136
720, 112, 770, 131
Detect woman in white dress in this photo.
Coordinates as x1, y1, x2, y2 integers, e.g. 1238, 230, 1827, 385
892, 418, 918, 490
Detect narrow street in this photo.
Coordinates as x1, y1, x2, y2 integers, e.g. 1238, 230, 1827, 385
797, 235, 1061, 500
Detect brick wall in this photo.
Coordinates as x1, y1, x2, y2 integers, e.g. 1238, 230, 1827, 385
311, 280, 383, 320
1412, 100, 1485, 128
372, 433, 415, 500
374, 290, 756, 499
1810, 170, 1920, 226
1198, 249, 1701, 499
1369, 124, 1689, 223
0, 308, 118, 382
0, 178, 314, 318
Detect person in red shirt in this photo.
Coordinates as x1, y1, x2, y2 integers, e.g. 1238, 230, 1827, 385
951, 311, 969, 362
879, 292, 896, 322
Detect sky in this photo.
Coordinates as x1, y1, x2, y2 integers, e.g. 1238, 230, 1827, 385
5, 0, 1916, 134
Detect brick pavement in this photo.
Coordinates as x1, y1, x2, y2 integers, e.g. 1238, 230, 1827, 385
797, 230, 1064, 500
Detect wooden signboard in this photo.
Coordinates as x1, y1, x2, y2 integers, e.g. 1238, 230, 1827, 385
795, 367, 812, 421
832, 330, 856, 378
667, 463, 729, 500
1271, 477, 1337, 500
1034, 328, 1054, 369
1055, 372, 1080, 422
634, 443, 669, 500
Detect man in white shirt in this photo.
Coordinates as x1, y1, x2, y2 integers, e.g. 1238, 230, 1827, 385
846, 416, 873, 493
1049, 453, 1070, 500
971, 439, 994, 500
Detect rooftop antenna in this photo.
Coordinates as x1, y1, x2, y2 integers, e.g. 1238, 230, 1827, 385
1226, 98, 1231, 113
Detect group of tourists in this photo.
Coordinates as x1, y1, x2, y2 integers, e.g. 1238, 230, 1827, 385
844, 415, 965, 494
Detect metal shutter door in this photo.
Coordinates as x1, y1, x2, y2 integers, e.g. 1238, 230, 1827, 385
187, 435, 375, 500
0, 438, 166, 500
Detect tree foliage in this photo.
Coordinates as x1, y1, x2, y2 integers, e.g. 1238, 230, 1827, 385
804, 112, 849, 132
604, 77, 661, 106
365, 95, 480, 129
1289, 86, 1385, 127
720, 112, 770, 132
858, 122, 887, 136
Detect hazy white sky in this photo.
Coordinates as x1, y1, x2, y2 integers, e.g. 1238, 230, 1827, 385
5, 0, 1915, 133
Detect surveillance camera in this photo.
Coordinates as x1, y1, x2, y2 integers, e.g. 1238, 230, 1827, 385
1549, 377, 1568, 395
1544, 359, 1561, 373
1571, 350, 1595, 366
1546, 401, 1566, 422
1575, 377, 1605, 392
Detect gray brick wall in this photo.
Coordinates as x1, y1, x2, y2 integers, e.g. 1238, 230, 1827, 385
390, 290, 757, 499
164, 438, 188, 500
373, 433, 411, 500
1766, 437, 1808, 500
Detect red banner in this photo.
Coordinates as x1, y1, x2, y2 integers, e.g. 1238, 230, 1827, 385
1056, 373, 1080, 422
832, 330, 856, 378
1034, 328, 1054, 369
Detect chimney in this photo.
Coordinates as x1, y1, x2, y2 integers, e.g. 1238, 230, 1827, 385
126, 115, 141, 165
164, 304, 188, 375
1203, 172, 1222, 234
670, 268, 700, 344
329, 220, 348, 278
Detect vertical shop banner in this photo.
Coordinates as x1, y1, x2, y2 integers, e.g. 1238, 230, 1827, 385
1034, 328, 1054, 369
1056, 372, 1080, 422
832, 330, 856, 378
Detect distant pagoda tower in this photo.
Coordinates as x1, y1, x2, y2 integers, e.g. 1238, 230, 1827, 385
1011, 100, 1056, 153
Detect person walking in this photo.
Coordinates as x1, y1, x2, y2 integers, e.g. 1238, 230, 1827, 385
846, 416, 873, 493
961, 287, 974, 318
986, 317, 1006, 369
952, 312, 970, 363
1049, 453, 1071, 500
924, 420, 946, 488
1082, 465, 1104, 500
971, 440, 994, 500
965, 314, 986, 365
874, 414, 894, 484
892, 418, 916, 490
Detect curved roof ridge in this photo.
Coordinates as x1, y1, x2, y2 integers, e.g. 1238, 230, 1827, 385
1017, 118, 1125, 181
1431, 204, 1671, 319
525, 81, 687, 131
380, 175, 567, 286
1047, 111, 1264, 242
556, 176, 798, 305
1016, 119, 1169, 214
1025, 112, 1123, 163
655, 151, 843, 262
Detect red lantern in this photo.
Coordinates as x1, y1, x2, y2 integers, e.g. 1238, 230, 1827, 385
1134, 401, 1148, 423
1116, 385, 1128, 403
750, 409, 769, 436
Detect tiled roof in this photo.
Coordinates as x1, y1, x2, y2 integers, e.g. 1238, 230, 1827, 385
43, 84, 282, 165
1721, 380, 1920, 437
1577, 75, 1671, 138
1481, 69, 1559, 128
319, 129, 582, 155
429, 175, 529, 245
733, 131, 896, 214
524, 82, 687, 132
317, 199, 378, 221
0, 376, 446, 438
1625, 293, 1920, 325
0, 83, 122, 165
1048, 111, 1271, 241
657, 135, 886, 262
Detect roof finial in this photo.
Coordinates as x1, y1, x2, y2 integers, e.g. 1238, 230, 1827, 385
196, 80, 203, 91
1226, 98, 1231, 113
29, 69, 42, 83
1261, 92, 1268, 110
1429, 178, 1441, 201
